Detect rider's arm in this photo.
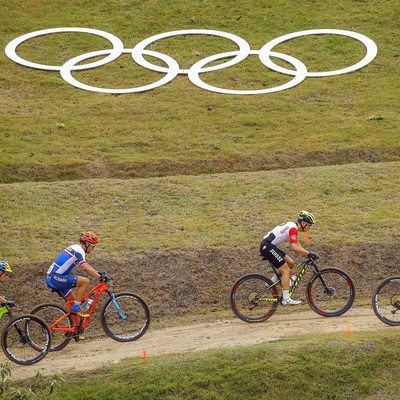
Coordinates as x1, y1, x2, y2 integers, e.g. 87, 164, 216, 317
81, 262, 101, 279
288, 226, 311, 256
290, 242, 310, 256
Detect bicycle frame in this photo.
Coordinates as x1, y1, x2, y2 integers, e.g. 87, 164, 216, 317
49, 280, 111, 334
0, 305, 9, 320
267, 258, 325, 297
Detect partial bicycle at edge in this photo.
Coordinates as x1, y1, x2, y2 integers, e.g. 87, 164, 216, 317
372, 276, 400, 326
1, 301, 51, 366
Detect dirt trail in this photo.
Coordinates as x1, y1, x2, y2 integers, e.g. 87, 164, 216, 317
8, 306, 391, 380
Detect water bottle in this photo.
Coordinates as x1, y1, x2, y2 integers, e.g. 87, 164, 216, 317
84, 296, 94, 310
271, 274, 278, 283
290, 273, 298, 286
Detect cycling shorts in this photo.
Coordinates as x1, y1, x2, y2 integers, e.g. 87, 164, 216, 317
260, 240, 287, 268
46, 274, 77, 298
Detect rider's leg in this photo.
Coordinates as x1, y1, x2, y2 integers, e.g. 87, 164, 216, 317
70, 276, 90, 316
74, 276, 90, 302
277, 255, 295, 290
65, 290, 75, 302
277, 263, 291, 291
278, 255, 301, 305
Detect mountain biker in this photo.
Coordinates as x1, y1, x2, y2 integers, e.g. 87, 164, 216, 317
0, 261, 14, 307
260, 211, 319, 306
46, 231, 102, 318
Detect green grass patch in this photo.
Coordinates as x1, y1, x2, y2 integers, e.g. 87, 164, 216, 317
0, 162, 398, 264
29, 330, 399, 400
1, 0, 398, 182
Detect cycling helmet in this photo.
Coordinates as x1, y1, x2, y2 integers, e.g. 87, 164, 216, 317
79, 231, 99, 245
0, 261, 12, 273
298, 210, 316, 225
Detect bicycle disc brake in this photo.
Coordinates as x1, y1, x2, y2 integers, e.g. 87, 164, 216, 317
324, 286, 336, 297
390, 294, 400, 314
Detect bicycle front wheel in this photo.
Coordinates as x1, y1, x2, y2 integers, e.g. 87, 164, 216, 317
230, 274, 279, 323
101, 293, 150, 342
30, 303, 73, 351
372, 276, 400, 326
1, 314, 51, 366
307, 268, 355, 317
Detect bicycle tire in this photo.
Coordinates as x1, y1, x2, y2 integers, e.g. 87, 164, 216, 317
30, 303, 73, 351
372, 276, 400, 326
230, 274, 279, 323
307, 268, 355, 317
1, 314, 51, 366
101, 292, 150, 342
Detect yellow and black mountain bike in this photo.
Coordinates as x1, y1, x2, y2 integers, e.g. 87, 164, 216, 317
230, 256, 355, 323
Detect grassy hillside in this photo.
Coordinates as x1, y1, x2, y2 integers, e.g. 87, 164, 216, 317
1, 0, 399, 397
0, 0, 399, 320
1, 0, 398, 183
0, 162, 398, 263
1, 162, 398, 325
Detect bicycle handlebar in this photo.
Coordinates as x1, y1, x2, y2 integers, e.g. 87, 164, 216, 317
1, 301, 17, 311
308, 252, 320, 261
99, 272, 112, 282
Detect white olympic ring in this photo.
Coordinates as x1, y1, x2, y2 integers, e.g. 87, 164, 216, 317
131, 29, 251, 74
188, 50, 307, 95
259, 29, 378, 77
4, 28, 378, 95
5, 27, 124, 71
60, 49, 179, 94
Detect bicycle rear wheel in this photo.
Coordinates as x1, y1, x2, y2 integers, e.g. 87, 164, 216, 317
372, 276, 400, 326
307, 268, 355, 317
1, 314, 51, 366
230, 274, 279, 323
101, 293, 150, 342
30, 303, 73, 351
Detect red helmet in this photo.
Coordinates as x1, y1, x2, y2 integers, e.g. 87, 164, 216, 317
79, 231, 99, 245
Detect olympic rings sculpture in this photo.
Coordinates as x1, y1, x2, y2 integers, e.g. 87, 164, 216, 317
5, 28, 378, 95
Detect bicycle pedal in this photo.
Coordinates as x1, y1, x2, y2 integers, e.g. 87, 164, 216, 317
70, 311, 91, 318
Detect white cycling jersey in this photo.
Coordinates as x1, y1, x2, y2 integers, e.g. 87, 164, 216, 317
46, 244, 86, 275
263, 222, 299, 246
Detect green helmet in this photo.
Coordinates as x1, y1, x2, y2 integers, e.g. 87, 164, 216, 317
298, 210, 316, 225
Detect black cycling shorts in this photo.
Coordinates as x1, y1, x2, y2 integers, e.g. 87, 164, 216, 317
259, 240, 287, 268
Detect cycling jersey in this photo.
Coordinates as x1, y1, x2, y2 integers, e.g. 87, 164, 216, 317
46, 244, 87, 297
46, 244, 86, 276
263, 222, 299, 246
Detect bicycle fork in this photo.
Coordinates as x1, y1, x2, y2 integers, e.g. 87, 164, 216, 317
8, 316, 30, 344
109, 293, 128, 320
310, 269, 334, 296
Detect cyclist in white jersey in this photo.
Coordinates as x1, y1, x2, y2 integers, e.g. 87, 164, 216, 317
46, 231, 101, 318
260, 211, 319, 305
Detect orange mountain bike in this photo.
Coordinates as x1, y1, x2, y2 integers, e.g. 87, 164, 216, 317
30, 274, 150, 352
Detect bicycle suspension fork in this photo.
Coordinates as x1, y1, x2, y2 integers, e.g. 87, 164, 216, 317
107, 291, 128, 320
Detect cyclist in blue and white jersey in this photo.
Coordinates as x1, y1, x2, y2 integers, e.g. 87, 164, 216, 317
46, 231, 101, 318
